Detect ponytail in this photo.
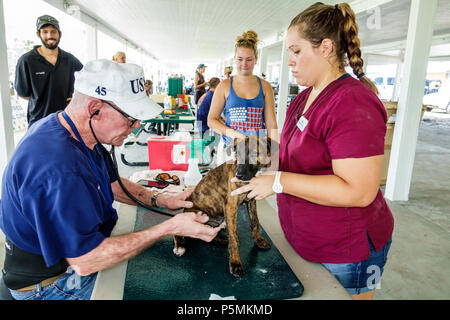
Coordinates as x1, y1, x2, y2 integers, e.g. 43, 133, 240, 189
337, 3, 378, 94
289, 2, 378, 95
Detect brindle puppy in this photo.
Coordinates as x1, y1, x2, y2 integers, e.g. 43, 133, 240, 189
173, 136, 277, 277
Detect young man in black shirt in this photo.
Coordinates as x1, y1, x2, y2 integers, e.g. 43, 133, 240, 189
14, 15, 83, 128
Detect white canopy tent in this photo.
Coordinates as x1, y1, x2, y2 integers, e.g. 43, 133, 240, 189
1, 0, 449, 200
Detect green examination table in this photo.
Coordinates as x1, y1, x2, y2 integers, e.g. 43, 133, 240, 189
122, 205, 304, 300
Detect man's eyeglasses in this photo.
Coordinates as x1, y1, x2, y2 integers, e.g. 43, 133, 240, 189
101, 100, 139, 127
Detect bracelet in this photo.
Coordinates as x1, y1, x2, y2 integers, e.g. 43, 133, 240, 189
151, 191, 159, 207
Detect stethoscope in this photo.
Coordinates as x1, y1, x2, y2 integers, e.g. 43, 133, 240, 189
62, 111, 177, 217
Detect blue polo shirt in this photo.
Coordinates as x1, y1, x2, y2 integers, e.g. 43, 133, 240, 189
196, 90, 214, 132
0, 113, 118, 267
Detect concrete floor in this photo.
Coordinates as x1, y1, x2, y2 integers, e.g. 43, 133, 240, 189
1, 111, 449, 300
375, 111, 450, 300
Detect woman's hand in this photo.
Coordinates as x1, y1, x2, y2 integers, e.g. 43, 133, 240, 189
230, 171, 276, 200
229, 130, 246, 140
156, 188, 195, 210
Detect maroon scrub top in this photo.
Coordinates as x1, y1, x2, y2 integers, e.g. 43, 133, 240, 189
277, 75, 394, 264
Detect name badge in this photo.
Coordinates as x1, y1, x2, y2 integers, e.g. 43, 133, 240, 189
296, 116, 308, 132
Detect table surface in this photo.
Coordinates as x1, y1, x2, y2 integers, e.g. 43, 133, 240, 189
122, 205, 304, 300
144, 103, 196, 124
91, 195, 351, 300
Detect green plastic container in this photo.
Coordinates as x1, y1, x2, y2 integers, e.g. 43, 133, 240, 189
168, 78, 183, 98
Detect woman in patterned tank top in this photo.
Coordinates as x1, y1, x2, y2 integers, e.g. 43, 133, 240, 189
208, 30, 278, 148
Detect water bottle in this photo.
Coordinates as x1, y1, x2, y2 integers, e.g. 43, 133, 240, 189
184, 158, 202, 188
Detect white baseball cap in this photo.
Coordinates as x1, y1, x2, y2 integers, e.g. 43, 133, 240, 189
74, 59, 162, 120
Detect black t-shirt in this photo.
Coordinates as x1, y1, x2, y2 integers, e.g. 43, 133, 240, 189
14, 45, 83, 127
195, 71, 206, 95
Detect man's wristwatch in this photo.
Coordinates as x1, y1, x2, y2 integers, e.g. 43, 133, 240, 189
272, 171, 283, 194
151, 191, 159, 207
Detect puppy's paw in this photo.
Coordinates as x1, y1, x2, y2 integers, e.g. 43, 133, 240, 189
255, 237, 271, 250
213, 235, 228, 245
229, 262, 244, 277
173, 246, 186, 256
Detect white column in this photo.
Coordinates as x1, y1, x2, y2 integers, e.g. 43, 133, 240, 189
276, 36, 290, 132
86, 23, 98, 61
0, 0, 14, 186
259, 46, 268, 78
361, 52, 368, 73
391, 52, 404, 102
385, 0, 438, 201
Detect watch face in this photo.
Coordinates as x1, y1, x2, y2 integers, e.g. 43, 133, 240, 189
272, 172, 283, 193
272, 183, 282, 193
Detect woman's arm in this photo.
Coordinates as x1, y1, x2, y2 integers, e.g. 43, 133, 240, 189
281, 155, 382, 206
208, 80, 245, 140
232, 155, 383, 207
261, 79, 279, 142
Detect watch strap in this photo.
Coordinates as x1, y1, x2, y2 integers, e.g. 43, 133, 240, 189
151, 191, 159, 207
272, 171, 283, 193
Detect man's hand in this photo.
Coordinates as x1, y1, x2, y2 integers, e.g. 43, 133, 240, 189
157, 188, 195, 210
165, 211, 225, 242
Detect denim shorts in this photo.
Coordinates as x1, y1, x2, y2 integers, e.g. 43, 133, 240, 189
321, 237, 392, 295
9, 269, 97, 300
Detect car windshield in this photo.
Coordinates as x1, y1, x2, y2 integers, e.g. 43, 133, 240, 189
374, 77, 384, 85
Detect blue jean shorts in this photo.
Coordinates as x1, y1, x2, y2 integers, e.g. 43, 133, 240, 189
9, 269, 97, 300
321, 237, 392, 295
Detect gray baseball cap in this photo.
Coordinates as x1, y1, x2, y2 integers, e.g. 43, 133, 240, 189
36, 15, 60, 32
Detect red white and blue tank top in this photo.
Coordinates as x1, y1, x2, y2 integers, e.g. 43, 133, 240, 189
223, 76, 266, 144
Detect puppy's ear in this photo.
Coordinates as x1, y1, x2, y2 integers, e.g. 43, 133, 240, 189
224, 137, 237, 157
268, 137, 280, 170
266, 136, 272, 157
270, 137, 280, 156
225, 143, 234, 157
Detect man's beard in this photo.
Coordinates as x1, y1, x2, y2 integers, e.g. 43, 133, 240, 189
40, 36, 60, 50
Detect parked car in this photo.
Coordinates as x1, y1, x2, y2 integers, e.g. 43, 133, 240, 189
424, 79, 441, 95
369, 75, 395, 100
423, 88, 450, 113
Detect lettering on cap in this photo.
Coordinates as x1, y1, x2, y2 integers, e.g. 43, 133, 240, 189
95, 86, 107, 96
130, 77, 145, 94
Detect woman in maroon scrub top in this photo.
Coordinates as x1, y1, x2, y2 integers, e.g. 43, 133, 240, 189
231, 3, 394, 300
